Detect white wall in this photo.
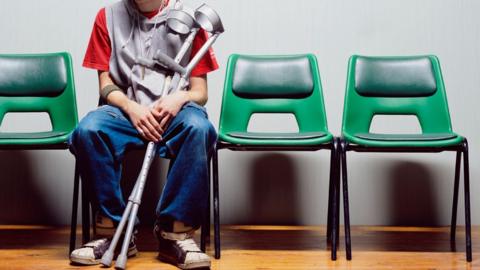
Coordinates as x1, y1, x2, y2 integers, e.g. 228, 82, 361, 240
0, 0, 478, 226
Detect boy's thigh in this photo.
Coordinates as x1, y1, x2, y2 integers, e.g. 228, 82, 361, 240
76, 105, 145, 148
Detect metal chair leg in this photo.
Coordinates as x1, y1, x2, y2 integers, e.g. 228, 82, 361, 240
201, 157, 212, 252
335, 162, 340, 251
327, 139, 336, 246
213, 146, 221, 259
462, 140, 472, 262
340, 140, 352, 260
81, 174, 91, 244
207, 160, 211, 241
450, 150, 461, 247
91, 205, 96, 237
330, 138, 340, 261
69, 161, 80, 254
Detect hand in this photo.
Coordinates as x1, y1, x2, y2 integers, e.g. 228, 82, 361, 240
125, 101, 163, 142
152, 91, 189, 131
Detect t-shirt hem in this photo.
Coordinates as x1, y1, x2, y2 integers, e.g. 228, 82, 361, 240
83, 60, 109, 71
190, 65, 219, 77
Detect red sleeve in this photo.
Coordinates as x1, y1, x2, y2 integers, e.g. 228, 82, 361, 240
83, 8, 111, 71
189, 29, 219, 77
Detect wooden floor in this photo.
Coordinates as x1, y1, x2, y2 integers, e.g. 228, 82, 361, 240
0, 225, 478, 270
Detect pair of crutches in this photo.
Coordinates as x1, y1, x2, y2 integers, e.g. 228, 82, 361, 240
100, 4, 224, 270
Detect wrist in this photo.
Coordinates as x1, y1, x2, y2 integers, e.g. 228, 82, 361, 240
122, 99, 136, 114
180, 91, 190, 103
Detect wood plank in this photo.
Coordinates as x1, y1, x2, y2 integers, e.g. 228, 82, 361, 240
0, 225, 477, 269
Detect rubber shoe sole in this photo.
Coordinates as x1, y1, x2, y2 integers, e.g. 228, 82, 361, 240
70, 246, 138, 265
158, 252, 211, 269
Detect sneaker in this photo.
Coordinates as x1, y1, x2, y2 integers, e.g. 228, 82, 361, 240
154, 226, 211, 269
70, 237, 138, 265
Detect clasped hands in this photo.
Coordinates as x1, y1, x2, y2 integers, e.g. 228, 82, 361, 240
126, 91, 188, 142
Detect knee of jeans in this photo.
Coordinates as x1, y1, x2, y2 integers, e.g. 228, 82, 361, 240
184, 113, 216, 140
72, 113, 104, 143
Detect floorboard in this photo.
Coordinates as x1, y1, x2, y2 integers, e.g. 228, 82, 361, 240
0, 225, 477, 269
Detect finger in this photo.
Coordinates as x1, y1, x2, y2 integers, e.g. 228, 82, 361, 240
136, 121, 156, 142
148, 114, 164, 134
143, 120, 162, 142
150, 108, 162, 119
159, 114, 172, 130
137, 127, 151, 141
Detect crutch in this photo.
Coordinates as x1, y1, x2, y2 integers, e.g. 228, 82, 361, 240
100, 4, 224, 270
100, 8, 197, 270
155, 3, 225, 95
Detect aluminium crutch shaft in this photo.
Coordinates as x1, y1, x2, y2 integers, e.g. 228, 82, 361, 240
101, 142, 157, 269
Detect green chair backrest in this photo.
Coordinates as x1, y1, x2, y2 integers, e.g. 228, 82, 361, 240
218, 54, 329, 139
342, 55, 453, 135
0, 52, 78, 135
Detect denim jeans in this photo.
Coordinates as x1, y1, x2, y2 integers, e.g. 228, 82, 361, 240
68, 102, 217, 229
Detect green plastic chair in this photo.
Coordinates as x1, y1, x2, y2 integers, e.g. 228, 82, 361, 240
0, 52, 85, 253
338, 55, 471, 261
212, 54, 339, 259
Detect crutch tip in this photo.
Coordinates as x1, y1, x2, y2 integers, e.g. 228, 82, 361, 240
100, 251, 114, 267
115, 254, 127, 270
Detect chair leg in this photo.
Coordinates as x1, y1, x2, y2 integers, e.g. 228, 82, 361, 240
213, 146, 221, 259
335, 160, 340, 251
91, 205, 97, 237
81, 174, 91, 244
69, 161, 80, 254
340, 140, 352, 260
327, 140, 336, 246
330, 138, 340, 261
462, 140, 472, 262
201, 158, 212, 252
207, 160, 212, 240
450, 150, 461, 247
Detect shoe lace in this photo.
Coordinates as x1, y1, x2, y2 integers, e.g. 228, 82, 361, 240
176, 238, 201, 252
84, 238, 109, 248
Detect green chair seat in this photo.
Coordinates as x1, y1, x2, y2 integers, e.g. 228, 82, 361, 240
0, 131, 71, 146
354, 132, 457, 141
0, 131, 69, 140
221, 132, 333, 146
344, 132, 463, 148
228, 131, 327, 140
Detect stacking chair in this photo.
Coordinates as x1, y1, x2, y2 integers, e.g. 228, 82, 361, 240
338, 55, 471, 261
0, 53, 84, 253
212, 54, 339, 259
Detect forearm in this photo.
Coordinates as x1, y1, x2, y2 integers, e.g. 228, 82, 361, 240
157, 75, 208, 108
98, 71, 135, 114
184, 88, 208, 106
183, 74, 209, 106
106, 91, 135, 114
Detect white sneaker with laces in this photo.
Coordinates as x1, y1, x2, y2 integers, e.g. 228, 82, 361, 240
155, 226, 211, 269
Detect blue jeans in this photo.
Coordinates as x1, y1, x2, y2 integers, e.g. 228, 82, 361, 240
68, 102, 217, 229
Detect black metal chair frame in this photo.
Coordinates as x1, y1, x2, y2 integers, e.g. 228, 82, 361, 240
335, 138, 472, 262
211, 138, 340, 260
69, 159, 92, 254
